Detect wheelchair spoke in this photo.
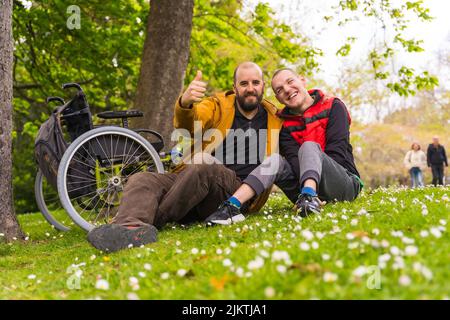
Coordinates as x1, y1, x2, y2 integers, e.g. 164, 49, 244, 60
65, 180, 98, 194
94, 136, 113, 167
69, 155, 97, 172
119, 148, 151, 175
81, 198, 102, 221
78, 142, 100, 168
92, 193, 109, 225
110, 134, 114, 177
121, 137, 134, 170
65, 171, 97, 182
122, 158, 155, 178
66, 187, 101, 203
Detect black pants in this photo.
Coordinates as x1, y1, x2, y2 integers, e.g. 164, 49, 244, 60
431, 164, 444, 186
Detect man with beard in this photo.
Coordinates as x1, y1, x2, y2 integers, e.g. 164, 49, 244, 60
87, 62, 282, 252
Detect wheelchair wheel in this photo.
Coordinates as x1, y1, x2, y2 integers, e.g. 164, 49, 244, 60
57, 126, 164, 232
34, 170, 70, 231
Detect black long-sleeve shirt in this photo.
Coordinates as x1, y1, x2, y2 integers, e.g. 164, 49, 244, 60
427, 144, 448, 166
279, 98, 360, 179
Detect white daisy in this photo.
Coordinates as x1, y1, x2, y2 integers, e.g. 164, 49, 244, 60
404, 245, 418, 256
346, 233, 355, 240
398, 275, 411, 286
299, 242, 310, 251
127, 292, 140, 300
420, 230, 429, 238
390, 246, 401, 256
315, 232, 325, 239
323, 272, 338, 283
322, 254, 330, 261
160, 272, 170, 280
235, 267, 244, 277
177, 269, 187, 277
276, 265, 287, 274
430, 227, 442, 238
222, 259, 232, 267
272, 250, 290, 262
248, 257, 264, 270
264, 287, 276, 298
378, 253, 391, 263
301, 230, 314, 241
95, 279, 110, 290
352, 266, 367, 278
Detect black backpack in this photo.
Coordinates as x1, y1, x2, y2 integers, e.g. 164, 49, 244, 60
35, 93, 93, 190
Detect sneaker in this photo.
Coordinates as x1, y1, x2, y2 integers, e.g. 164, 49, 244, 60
205, 201, 245, 226
295, 194, 322, 217
87, 224, 157, 253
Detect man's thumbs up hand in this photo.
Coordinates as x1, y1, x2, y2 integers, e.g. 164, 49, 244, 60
194, 70, 202, 81
181, 70, 207, 108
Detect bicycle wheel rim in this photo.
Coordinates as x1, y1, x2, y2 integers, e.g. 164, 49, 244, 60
35, 170, 70, 231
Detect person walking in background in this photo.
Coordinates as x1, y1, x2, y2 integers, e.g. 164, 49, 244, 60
404, 142, 427, 188
427, 136, 448, 186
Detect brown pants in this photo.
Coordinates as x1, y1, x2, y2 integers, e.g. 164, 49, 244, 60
113, 164, 242, 229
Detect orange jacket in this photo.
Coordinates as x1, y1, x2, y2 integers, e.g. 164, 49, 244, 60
173, 90, 283, 212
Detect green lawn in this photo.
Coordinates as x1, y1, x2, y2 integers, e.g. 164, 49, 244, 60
1, 186, 449, 300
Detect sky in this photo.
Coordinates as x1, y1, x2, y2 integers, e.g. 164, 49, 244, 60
244, 0, 450, 85
243, 0, 450, 121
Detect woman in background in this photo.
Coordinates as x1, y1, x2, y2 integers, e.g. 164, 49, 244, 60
404, 142, 427, 188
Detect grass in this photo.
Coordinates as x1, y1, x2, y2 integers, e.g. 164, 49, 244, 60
0, 186, 449, 300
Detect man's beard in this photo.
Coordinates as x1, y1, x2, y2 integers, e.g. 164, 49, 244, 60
236, 92, 263, 112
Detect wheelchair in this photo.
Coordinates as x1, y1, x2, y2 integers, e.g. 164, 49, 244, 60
35, 83, 167, 232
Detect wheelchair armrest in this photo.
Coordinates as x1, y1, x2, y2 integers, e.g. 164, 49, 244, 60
97, 110, 144, 120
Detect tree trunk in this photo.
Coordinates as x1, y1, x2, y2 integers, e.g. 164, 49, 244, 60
0, 0, 24, 241
133, 0, 194, 150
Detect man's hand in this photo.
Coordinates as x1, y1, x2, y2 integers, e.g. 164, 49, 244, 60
181, 70, 207, 108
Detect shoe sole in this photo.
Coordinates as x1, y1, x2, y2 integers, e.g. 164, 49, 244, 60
208, 213, 246, 226
297, 207, 321, 218
87, 224, 157, 252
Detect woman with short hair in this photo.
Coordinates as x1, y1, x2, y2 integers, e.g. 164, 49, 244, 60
404, 142, 427, 188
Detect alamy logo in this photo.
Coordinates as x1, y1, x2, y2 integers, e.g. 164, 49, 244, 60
67, 5, 81, 30
170, 121, 280, 176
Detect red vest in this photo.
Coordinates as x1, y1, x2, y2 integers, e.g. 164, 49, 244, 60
279, 89, 351, 151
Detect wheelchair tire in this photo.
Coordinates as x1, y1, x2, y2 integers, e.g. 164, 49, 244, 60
35, 170, 70, 232
57, 126, 164, 232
